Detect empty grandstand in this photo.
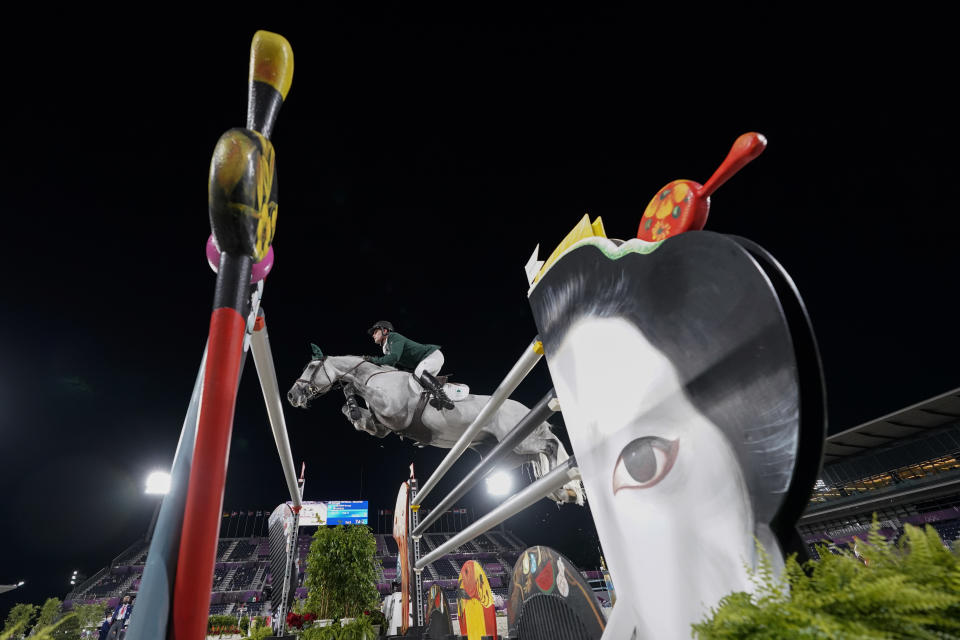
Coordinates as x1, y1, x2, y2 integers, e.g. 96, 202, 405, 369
63, 518, 610, 621
800, 387, 960, 557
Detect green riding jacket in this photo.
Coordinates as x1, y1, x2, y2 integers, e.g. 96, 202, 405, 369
368, 332, 440, 369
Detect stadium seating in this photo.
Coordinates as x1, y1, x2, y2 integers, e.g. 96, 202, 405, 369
384, 536, 399, 555
228, 540, 257, 561
64, 516, 551, 619
229, 565, 258, 591
432, 557, 460, 579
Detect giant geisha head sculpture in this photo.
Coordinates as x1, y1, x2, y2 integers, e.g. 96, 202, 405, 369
526, 134, 826, 638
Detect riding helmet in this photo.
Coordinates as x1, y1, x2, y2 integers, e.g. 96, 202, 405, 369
368, 320, 395, 335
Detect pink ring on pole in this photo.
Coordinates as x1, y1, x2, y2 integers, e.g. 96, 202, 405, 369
206, 235, 275, 283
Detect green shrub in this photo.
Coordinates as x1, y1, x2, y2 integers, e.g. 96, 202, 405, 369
206, 613, 237, 636
339, 615, 376, 640
692, 519, 960, 639
1, 615, 76, 640
300, 620, 340, 640
3, 604, 38, 637
304, 525, 380, 620
247, 617, 274, 640
365, 608, 386, 631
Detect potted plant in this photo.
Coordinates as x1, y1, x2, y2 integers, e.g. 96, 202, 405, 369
365, 609, 387, 637
303, 525, 380, 623
339, 616, 377, 640
299, 619, 340, 640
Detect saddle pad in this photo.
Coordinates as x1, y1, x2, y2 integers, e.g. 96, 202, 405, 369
443, 383, 470, 401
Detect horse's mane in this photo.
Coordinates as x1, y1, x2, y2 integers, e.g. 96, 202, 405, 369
323, 354, 399, 372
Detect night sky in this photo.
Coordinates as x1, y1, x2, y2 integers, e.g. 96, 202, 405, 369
2, 11, 957, 619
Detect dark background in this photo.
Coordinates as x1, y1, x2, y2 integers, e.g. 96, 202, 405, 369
1, 10, 957, 618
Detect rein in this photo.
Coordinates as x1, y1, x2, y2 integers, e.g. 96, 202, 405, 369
297, 358, 398, 395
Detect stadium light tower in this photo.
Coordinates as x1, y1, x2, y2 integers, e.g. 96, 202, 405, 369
145, 471, 171, 495
1, 581, 25, 595
144, 470, 171, 542
485, 470, 512, 496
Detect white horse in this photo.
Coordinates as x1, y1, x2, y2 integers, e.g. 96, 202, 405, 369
287, 351, 583, 505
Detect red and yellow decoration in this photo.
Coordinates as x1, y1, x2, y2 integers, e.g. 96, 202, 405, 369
457, 560, 497, 640
208, 128, 278, 263
637, 132, 767, 242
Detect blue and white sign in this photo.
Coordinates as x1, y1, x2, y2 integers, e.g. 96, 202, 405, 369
326, 500, 368, 525
292, 500, 368, 526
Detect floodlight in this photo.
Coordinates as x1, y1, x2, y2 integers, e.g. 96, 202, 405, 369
145, 471, 171, 495
485, 471, 512, 496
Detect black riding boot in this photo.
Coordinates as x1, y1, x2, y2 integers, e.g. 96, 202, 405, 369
420, 372, 455, 410
345, 395, 362, 421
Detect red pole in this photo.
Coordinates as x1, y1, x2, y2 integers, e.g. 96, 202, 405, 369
170, 30, 291, 639
172, 308, 246, 639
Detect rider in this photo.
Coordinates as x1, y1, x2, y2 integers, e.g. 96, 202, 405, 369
363, 320, 455, 410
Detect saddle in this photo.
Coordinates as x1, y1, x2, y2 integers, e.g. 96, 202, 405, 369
403, 392, 439, 445
400, 375, 459, 445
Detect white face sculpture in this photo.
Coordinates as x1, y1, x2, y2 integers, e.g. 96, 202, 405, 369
549, 316, 757, 639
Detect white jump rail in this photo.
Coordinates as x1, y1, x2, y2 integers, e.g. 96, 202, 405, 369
412, 336, 544, 508
250, 311, 302, 507
415, 457, 580, 572
412, 389, 560, 536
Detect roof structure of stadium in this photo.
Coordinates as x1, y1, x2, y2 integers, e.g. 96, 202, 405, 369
823, 387, 960, 465
799, 386, 960, 542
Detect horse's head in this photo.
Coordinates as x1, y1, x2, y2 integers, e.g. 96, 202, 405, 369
287, 344, 336, 408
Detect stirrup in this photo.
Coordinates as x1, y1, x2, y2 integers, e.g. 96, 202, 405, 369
429, 391, 455, 411
420, 373, 454, 410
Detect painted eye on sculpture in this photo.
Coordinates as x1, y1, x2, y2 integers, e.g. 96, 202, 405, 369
612, 436, 679, 493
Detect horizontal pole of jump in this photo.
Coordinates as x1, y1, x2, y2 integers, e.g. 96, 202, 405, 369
413, 336, 544, 507
412, 389, 559, 537
415, 456, 579, 572
249, 312, 302, 507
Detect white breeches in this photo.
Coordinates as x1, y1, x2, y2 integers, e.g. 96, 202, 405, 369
410, 350, 444, 392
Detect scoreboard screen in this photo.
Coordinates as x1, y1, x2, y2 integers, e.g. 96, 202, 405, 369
325, 501, 368, 525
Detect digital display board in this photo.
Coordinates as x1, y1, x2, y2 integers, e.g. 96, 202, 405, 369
326, 500, 368, 525
290, 500, 368, 526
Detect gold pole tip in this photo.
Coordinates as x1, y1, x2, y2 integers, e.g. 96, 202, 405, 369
250, 31, 294, 99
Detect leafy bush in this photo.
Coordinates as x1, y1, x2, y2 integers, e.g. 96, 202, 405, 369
3, 604, 38, 637
365, 608, 387, 631
1, 615, 76, 640
300, 619, 340, 640
70, 604, 108, 633
339, 615, 376, 640
692, 520, 960, 639
304, 525, 380, 620
34, 599, 62, 631
286, 611, 317, 629
247, 617, 273, 640
206, 614, 238, 636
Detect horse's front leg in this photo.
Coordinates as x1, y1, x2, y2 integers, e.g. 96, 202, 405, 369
340, 404, 390, 438
341, 382, 363, 422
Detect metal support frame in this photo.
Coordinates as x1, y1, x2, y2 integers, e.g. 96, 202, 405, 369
276, 506, 301, 636
412, 389, 559, 537
413, 337, 543, 507
410, 479, 424, 629
415, 457, 579, 571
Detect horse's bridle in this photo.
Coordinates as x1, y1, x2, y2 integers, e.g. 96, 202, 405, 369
295, 358, 371, 397
295, 359, 334, 397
